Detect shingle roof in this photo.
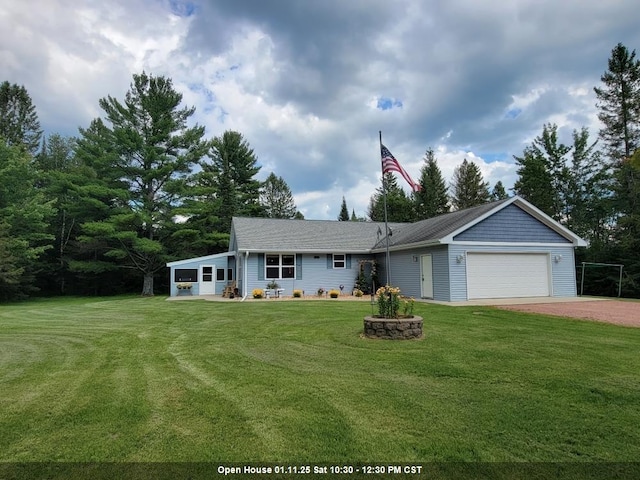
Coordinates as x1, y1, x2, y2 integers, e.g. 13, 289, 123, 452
231, 217, 408, 252
230, 196, 585, 254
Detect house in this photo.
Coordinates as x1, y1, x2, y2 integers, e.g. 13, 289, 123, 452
166, 195, 587, 301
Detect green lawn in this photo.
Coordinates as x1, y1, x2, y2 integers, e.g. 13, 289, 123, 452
1, 296, 639, 465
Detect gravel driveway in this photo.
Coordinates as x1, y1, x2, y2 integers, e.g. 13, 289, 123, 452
498, 300, 640, 327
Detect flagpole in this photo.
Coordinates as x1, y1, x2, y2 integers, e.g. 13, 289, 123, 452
379, 130, 391, 286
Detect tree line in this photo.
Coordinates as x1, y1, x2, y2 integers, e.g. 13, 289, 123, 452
2, 43, 639, 299
1, 74, 301, 300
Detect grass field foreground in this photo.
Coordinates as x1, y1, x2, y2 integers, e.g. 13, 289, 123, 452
1, 296, 639, 464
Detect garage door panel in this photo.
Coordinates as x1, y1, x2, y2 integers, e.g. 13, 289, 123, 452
467, 253, 550, 299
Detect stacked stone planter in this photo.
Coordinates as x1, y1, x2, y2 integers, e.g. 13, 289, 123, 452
363, 315, 423, 340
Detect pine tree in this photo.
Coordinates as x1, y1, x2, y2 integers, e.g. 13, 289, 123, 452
491, 181, 509, 200
594, 43, 640, 162
450, 159, 490, 210
368, 173, 414, 222
338, 196, 349, 221
260, 172, 299, 219
413, 148, 449, 219
0, 142, 55, 300
0, 81, 42, 155
202, 130, 263, 233
513, 124, 571, 220
75, 73, 207, 296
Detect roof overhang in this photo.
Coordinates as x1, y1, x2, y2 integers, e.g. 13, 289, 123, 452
166, 251, 236, 267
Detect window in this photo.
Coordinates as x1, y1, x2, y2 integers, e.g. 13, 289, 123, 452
202, 266, 213, 282
216, 268, 225, 281
333, 254, 346, 269
265, 254, 296, 279
175, 269, 197, 282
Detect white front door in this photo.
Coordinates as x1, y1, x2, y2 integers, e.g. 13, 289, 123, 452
200, 265, 215, 295
420, 254, 433, 299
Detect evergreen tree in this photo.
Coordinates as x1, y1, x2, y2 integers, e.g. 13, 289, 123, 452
594, 43, 640, 162
351, 209, 357, 221
413, 148, 449, 219
75, 73, 207, 296
368, 172, 414, 222
202, 130, 263, 233
0, 142, 55, 300
0, 81, 42, 155
450, 159, 490, 210
565, 127, 613, 244
513, 124, 571, 220
491, 181, 509, 200
338, 196, 349, 221
260, 172, 299, 219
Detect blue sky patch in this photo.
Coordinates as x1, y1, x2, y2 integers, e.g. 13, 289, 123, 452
168, 0, 196, 17
377, 97, 403, 110
505, 107, 522, 119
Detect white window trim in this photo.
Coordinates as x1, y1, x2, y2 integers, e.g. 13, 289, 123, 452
265, 253, 296, 279
333, 253, 346, 269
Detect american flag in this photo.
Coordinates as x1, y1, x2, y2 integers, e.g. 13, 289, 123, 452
381, 144, 422, 192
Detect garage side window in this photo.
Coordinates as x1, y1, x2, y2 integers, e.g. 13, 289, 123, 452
175, 269, 197, 282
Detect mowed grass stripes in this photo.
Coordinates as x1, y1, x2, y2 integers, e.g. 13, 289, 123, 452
0, 296, 639, 462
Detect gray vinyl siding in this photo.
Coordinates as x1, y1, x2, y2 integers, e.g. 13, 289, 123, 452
448, 244, 577, 301
387, 246, 449, 300
453, 204, 572, 243
244, 253, 371, 296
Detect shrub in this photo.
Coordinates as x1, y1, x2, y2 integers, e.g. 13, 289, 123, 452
329, 289, 340, 298
317, 287, 325, 297
353, 288, 363, 297
293, 289, 303, 298
252, 288, 264, 299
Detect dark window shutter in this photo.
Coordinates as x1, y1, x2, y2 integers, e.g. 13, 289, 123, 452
258, 253, 265, 281
327, 254, 333, 269
346, 254, 352, 269
296, 254, 302, 279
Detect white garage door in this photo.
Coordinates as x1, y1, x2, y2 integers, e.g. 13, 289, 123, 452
467, 252, 551, 299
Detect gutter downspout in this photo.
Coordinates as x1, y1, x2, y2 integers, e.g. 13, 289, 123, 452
241, 251, 249, 301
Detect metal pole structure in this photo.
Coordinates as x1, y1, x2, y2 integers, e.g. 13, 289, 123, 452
379, 130, 391, 287
618, 265, 623, 298
580, 262, 585, 297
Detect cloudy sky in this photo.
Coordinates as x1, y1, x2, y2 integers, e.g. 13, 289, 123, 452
2, 0, 639, 219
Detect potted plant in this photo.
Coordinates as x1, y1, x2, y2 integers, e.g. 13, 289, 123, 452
293, 289, 303, 298
329, 289, 340, 298
317, 287, 325, 297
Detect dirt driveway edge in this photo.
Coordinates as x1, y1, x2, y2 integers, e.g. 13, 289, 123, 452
498, 300, 640, 328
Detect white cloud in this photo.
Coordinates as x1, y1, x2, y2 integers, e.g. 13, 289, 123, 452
2, 0, 639, 220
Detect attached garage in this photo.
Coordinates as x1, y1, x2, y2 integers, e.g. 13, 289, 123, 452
466, 252, 551, 299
